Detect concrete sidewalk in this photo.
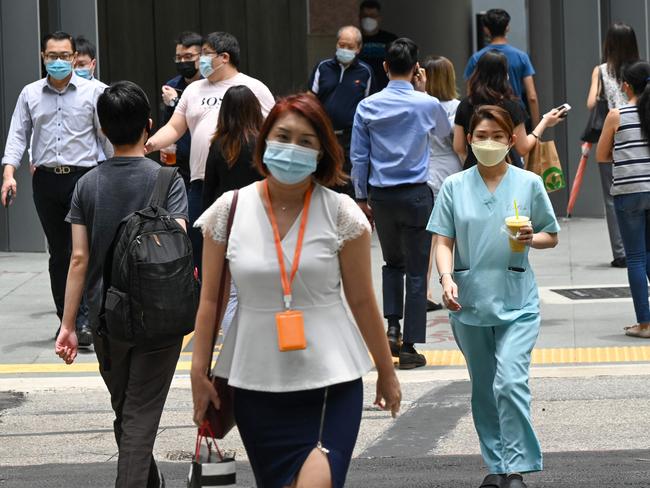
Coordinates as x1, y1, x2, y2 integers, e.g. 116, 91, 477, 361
0, 217, 641, 371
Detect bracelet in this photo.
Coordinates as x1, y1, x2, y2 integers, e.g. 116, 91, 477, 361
531, 131, 540, 139
439, 272, 452, 284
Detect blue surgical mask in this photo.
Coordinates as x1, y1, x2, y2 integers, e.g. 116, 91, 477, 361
45, 59, 73, 80
199, 55, 215, 78
263, 140, 319, 185
336, 48, 356, 64
74, 68, 92, 80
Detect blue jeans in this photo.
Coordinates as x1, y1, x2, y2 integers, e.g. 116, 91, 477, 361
188, 180, 204, 277
614, 192, 650, 323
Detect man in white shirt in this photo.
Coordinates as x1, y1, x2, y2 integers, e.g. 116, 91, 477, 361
1, 31, 112, 347
145, 31, 275, 275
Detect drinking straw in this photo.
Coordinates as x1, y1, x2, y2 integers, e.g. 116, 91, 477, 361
514, 199, 519, 219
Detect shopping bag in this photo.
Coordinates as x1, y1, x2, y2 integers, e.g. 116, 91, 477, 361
524, 140, 566, 193
188, 423, 236, 487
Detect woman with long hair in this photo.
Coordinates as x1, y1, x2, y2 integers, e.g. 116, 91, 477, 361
587, 22, 639, 268
596, 61, 650, 338
201, 85, 265, 337
422, 55, 462, 312
431, 105, 560, 488
454, 50, 565, 169
201, 85, 264, 212
192, 93, 401, 487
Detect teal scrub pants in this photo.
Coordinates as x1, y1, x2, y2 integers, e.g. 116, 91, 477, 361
451, 314, 542, 474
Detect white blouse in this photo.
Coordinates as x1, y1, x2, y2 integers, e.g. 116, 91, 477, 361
194, 182, 373, 392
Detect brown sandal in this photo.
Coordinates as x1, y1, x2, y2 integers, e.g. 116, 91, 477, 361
624, 325, 650, 338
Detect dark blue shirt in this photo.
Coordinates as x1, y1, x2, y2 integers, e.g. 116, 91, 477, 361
309, 57, 376, 131
162, 75, 194, 183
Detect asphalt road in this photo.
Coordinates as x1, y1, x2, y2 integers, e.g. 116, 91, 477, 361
3, 451, 650, 488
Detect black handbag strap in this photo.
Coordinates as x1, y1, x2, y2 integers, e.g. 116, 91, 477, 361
149, 166, 178, 208
597, 65, 606, 101
207, 190, 239, 373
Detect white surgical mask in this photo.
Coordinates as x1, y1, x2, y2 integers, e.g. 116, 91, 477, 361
361, 17, 378, 33
471, 139, 510, 167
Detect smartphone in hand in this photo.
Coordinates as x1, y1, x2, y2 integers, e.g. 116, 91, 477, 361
555, 103, 571, 118
4, 188, 14, 208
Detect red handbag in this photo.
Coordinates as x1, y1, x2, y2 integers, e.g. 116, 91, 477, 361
203, 190, 238, 439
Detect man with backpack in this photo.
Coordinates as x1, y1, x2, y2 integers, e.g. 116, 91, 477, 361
55, 81, 190, 487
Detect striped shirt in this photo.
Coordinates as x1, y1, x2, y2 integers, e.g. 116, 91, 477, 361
2, 73, 113, 169
612, 104, 650, 195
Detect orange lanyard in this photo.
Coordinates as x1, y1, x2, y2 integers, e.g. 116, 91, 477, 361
262, 179, 314, 309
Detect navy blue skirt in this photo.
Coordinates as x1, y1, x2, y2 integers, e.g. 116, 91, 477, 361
233, 378, 363, 488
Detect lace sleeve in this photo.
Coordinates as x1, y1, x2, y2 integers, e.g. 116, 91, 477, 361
337, 194, 371, 250
193, 191, 234, 243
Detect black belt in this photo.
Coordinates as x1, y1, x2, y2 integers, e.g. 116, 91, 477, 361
37, 165, 89, 174
369, 182, 428, 191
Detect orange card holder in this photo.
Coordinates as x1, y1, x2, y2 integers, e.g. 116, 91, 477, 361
275, 310, 307, 352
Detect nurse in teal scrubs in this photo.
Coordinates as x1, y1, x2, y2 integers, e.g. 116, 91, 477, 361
428, 105, 561, 488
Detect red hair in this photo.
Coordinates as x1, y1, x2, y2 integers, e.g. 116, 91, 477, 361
253, 93, 346, 187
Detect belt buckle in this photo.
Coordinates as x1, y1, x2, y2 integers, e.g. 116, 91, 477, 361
55, 166, 70, 174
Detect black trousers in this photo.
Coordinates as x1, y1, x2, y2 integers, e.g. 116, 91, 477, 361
333, 130, 355, 198
370, 183, 433, 344
32, 168, 89, 328
94, 332, 183, 488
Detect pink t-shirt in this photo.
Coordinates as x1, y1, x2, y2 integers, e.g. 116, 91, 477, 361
175, 72, 275, 181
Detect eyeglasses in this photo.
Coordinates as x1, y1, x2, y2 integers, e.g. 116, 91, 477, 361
44, 52, 74, 62
200, 51, 222, 58
174, 53, 200, 63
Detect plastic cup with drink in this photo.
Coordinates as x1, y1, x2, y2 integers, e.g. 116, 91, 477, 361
160, 144, 177, 165
505, 200, 530, 252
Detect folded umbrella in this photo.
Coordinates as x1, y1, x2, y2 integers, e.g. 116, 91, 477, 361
566, 142, 592, 217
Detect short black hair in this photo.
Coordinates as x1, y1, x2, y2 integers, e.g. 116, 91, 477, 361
385, 37, 418, 76
175, 31, 203, 49
204, 32, 240, 68
41, 31, 75, 52
97, 81, 151, 146
74, 36, 96, 59
483, 8, 511, 37
360, 0, 381, 12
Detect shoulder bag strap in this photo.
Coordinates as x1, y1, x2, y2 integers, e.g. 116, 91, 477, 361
149, 166, 178, 208
597, 65, 606, 101
207, 189, 239, 373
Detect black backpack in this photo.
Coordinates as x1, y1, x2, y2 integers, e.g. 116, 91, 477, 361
99, 167, 199, 343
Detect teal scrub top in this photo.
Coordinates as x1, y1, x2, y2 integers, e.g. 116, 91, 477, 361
427, 165, 560, 327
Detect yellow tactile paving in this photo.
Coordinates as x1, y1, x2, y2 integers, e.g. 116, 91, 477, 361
4, 346, 650, 374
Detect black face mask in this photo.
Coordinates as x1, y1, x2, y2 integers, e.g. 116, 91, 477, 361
176, 61, 198, 79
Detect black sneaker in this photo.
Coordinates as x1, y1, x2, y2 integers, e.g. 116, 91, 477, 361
387, 325, 401, 358
505, 474, 527, 488
398, 351, 426, 370
77, 325, 93, 349
611, 257, 627, 268
480, 474, 507, 488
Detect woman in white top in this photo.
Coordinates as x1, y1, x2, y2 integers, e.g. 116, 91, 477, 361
422, 56, 463, 313
191, 93, 401, 488
586, 22, 639, 268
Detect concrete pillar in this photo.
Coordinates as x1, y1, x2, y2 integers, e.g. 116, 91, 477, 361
0, 0, 45, 251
